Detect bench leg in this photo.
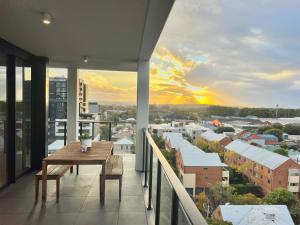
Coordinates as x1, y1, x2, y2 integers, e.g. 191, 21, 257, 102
70, 166, 73, 173
76, 165, 79, 175
56, 178, 60, 202
119, 177, 122, 201
35, 177, 39, 202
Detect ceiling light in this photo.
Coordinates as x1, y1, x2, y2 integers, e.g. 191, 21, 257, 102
83, 56, 88, 63
42, 12, 52, 25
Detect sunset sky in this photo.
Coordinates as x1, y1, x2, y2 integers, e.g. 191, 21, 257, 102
50, 0, 300, 108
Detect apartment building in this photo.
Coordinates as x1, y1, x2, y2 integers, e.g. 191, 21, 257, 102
200, 130, 232, 147
175, 139, 229, 196
225, 140, 300, 194
49, 77, 68, 121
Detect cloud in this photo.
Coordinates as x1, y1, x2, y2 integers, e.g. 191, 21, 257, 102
254, 70, 298, 81
154, 0, 300, 108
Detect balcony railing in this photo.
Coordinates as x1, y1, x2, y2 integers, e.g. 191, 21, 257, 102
143, 129, 207, 225
48, 120, 136, 153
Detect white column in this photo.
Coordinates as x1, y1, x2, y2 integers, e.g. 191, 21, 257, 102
67, 67, 79, 143
135, 61, 150, 171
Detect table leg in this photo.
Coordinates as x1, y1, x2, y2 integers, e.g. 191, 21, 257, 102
42, 160, 47, 202
100, 162, 106, 205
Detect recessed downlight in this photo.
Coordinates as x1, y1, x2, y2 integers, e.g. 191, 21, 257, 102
83, 56, 89, 63
42, 12, 52, 25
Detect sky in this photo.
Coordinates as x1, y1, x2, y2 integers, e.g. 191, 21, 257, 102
49, 0, 300, 108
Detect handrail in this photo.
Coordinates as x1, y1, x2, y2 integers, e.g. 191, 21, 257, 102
145, 129, 208, 225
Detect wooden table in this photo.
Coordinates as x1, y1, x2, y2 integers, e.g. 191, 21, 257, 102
41, 141, 113, 204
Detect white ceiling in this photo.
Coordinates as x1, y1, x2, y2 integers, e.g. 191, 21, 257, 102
0, 0, 174, 71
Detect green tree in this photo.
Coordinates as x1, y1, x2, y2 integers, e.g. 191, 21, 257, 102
230, 193, 262, 205
152, 135, 165, 149
264, 128, 283, 141
264, 188, 300, 222
273, 148, 288, 157
209, 182, 235, 209
257, 126, 271, 134
272, 123, 283, 129
215, 127, 235, 133
283, 124, 300, 135
100, 126, 109, 140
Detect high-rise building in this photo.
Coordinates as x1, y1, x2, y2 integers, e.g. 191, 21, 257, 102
79, 79, 88, 114
49, 77, 67, 121
88, 102, 100, 114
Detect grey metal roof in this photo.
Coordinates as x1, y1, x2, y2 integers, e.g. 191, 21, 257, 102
178, 140, 225, 167
219, 205, 294, 225
163, 132, 183, 149
201, 130, 227, 142
225, 140, 289, 169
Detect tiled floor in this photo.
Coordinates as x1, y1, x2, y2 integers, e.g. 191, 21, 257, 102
0, 154, 148, 225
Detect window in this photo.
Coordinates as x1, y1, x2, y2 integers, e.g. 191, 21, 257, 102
289, 183, 299, 186
205, 176, 208, 179
203, 167, 208, 170
268, 179, 270, 184
268, 169, 270, 174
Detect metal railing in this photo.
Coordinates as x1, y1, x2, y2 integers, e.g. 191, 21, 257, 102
143, 129, 208, 225
78, 120, 112, 141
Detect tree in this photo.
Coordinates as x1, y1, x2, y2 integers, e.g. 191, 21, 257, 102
257, 126, 271, 134
196, 192, 210, 217
283, 124, 300, 135
207, 218, 232, 225
230, 193, 262, 205
264, 188, 300, 222
194, 137, 211, 152
272, 123, 283, 129
215, 127, 235, 134
264, 128, 283, 141
209, 182, 235, 209
274, 148, 288, 157
152, 135, 165, 149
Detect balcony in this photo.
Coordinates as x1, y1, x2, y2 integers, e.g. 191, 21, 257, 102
0, 132, 207, 225
0, 1, 208, 225
0, 154, 148, 225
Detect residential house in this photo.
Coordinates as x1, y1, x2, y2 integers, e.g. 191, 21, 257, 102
212, 205, 294, 225
225, 140, 300, 194
113, 137, 134, 152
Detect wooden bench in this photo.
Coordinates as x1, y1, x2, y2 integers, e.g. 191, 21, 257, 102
100, 155, 123, 201
35, 165, 72, 201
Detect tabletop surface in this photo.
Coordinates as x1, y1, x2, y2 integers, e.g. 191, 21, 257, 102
44, 141, 114, 163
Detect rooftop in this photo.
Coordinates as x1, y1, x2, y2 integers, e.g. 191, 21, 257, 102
176, 139, 226, 167
218, 205, 294, 225
225, 140, 290, 169
163, 132, 183, 149
201, 130, 227, 142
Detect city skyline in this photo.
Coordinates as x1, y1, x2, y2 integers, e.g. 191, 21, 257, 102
49, 0, 300, 108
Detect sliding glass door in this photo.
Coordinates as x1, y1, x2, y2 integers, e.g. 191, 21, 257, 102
15, 60, 31, 177
0, 53, 7, 188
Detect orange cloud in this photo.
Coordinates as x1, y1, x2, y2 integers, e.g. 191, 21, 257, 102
48, 47, 240, 106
